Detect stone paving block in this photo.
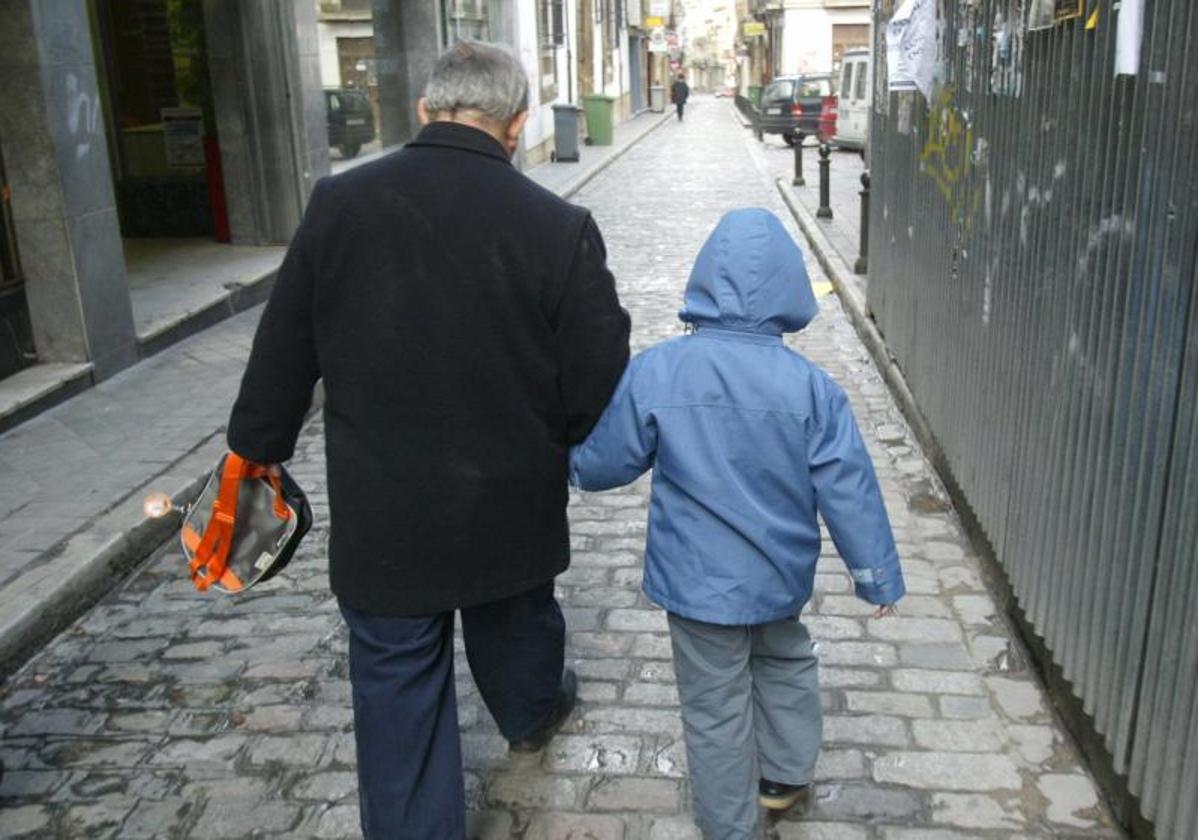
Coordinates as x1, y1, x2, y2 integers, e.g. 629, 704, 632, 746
872, 752, 1021, 790
1007, 724, 1057, 765
867, 617, 962, 644
844, 691, 934, 718
62, 797, 138, 835
987, 676, 1049, 721
897, 643, 973, 670
525, 812, 626, 840
931, 792, 1025, 830
819, 667, 882, 688
938, 696, 995, 720
624, 682, 680, 706
606, 608, 668, 632
1038, 772, 1103, 828
775, 822, 869, 840
806, 782, 923, 822
912, 718, 1007, 751
823, 715, 910, 747
587, 776, 681, 812
466, 810, 516, 840
648, 815, 702, 840
805, 615, 865, 640
147, 735, 246, 769
816, 641, 897, 667
575, 658, 635, 681
637, 661, 677, 683
648, 736, 688, 778
584, 707, 684, 737
814, 749, 868, 781
891, 669, 985, 696
2, 804, 54, 837
952, 594, 1000, 626
545, 735, 643, 775
190, 799, 302, 838
630, 633, 673, 658
487, 772, 579, 810
312, 803, 362, 839
571, 632, 635, 657
120, 798, 195, 839
236, 704, 304, 731
578, 681, 620, 703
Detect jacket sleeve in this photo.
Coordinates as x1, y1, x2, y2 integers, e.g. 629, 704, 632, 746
569, 356, 656, 490
226, 180, 328, 464
808, 374, 905, 605
554, 215, 632, 445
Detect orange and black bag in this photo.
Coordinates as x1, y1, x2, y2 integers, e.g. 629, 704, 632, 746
181, 453, 313, 594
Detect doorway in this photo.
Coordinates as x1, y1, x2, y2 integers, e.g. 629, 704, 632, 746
0, 141, 34, 381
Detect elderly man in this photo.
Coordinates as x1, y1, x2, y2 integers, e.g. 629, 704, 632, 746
226, 42, 630, 837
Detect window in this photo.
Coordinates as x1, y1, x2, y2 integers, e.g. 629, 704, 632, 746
442, 0, 489, 47
854, 62, 867, 101
538, 0, 562, 102
841, 63, 853, 98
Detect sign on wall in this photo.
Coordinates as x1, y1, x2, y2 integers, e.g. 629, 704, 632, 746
1028, 0, 1083, 31
161, 107, 205, 167
743, 21, 766, 38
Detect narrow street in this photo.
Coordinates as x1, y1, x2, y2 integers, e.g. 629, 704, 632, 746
0, 100, 1118, 839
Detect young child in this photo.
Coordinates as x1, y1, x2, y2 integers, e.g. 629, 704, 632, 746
569, 208, 905, 839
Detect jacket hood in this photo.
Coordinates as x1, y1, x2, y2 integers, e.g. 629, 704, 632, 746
679, 208, 817, 334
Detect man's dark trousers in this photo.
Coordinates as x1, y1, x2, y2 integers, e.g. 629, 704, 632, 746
340, 581, 565, 838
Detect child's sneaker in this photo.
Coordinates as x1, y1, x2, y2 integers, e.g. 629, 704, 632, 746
758, 779, 811, 811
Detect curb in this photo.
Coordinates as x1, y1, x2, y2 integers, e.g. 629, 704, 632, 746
0, 386, 327, 679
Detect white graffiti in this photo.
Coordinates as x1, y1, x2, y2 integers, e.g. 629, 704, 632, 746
66, 73, 100, 161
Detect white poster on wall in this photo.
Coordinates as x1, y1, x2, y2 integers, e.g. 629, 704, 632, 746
1115, 0, 1144, 75
886, 0, 937, 99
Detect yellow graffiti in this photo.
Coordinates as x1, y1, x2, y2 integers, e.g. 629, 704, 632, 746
920, 87, 983, 230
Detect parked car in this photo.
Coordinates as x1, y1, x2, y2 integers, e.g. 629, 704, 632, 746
833, 48, 871, 151
325, 88, 375, 159
757, 74, 837, 146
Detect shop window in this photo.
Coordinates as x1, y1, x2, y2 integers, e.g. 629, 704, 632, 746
539, 0, 563, 103
443, 0, 489, 46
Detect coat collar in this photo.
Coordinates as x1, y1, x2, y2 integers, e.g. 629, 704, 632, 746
406, 121, 511, 164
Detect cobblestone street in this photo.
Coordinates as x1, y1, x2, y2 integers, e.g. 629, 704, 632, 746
0, 100, 1120, 839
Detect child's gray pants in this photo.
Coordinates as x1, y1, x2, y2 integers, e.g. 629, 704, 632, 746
668, 613, 822, 840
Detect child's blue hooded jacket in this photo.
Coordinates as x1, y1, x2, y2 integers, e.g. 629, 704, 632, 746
569, 209, 904, 625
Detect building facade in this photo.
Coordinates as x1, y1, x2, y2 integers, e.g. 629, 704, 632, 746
0, 0, 655, 423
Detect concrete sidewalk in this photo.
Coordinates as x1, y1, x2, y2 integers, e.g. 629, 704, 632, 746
0, 109, 670, 678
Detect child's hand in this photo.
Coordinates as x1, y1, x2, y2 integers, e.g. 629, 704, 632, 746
873, 604, 899, 619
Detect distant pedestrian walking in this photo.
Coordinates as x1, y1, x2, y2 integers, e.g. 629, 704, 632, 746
227, 41, 629, 838
672, 74, 690, 121
570, 209, 905, 839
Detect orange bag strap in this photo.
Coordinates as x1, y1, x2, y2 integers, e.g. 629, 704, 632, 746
188, 455, 292, 592
189, 453, 249, 591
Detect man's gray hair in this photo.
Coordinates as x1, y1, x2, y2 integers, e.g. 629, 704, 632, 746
424, 41, 529, 122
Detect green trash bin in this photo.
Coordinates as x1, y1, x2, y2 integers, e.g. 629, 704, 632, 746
582, 94, 616, 146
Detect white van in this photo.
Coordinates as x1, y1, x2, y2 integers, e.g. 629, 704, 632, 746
834, 48, 871, 151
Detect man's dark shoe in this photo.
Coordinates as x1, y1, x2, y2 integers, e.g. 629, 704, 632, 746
758, 779, 811, 811
508, 669, 578, 754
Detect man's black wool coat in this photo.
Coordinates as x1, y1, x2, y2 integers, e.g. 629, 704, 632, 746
227, 122, 630, 616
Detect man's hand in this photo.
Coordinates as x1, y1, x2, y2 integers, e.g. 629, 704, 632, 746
873, 604, 899, 619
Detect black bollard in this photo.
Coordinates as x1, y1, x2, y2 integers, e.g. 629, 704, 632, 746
817, 144, 833, 220
854, 170, 870, 275
792, 139, 805, 186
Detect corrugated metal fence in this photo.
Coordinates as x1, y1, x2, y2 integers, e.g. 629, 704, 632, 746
867, 1, 1197, 836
